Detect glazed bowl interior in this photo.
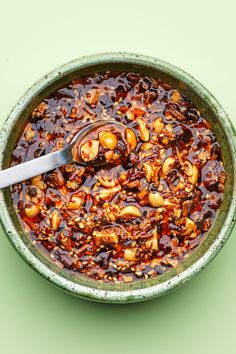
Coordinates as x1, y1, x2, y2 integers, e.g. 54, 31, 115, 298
0, 54, 235, 301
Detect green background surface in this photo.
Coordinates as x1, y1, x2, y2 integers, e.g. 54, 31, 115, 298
0, 1, 235, 353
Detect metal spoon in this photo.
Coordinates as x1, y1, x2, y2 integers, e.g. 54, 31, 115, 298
0, 120, 125, 189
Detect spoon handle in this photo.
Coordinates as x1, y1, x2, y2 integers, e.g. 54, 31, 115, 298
0, 148, 71, 189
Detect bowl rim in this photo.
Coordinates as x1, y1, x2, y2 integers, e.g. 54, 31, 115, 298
0, 52, 236, 303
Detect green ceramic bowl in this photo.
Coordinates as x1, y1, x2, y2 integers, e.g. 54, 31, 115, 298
0, 53, 236, 303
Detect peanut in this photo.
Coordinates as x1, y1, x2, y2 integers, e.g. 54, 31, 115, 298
148, 191, 164, 207
172, 90, 181, 103
174, 209, 182, 219
183, 161, 193, 177
137, 118, 149, 141
124, 248, 137, 262
143, 162, 153, 182
118, 171, 128, 182
31, 175, 46, 190
93, 230, 118, 246
98, 176, 116, 188
97, 186, 121, 201
99, 131, 118, 150
106, 205, 120, 222
141, 143, 154, 151
80, 139, 99, 162
51, 210, 61, 230
188, 165, 199, 185
66, 181, 79, 190
68, 196, 83, 210
85, 88, 99, 105
25, 125, 35, 141
125, 128, 137, 151
198, 149, 208, 161
25, 204, 40, 218
141, 142, 153, 151
120, 205, 142, 218
189, 232, 198, 239
152, 118, 164, 133
126, 110, 135, 121
152, 226, 158, 250
104, 150, 121, 161
162, 156, 175, 175
183, 217, 196, 235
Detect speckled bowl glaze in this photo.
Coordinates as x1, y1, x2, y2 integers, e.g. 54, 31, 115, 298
0, 53, 236, 303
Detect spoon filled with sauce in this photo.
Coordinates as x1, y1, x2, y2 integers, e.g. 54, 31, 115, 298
0, 120, 130, 189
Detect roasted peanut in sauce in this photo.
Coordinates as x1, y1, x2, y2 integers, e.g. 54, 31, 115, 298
11, 71, 226, 283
